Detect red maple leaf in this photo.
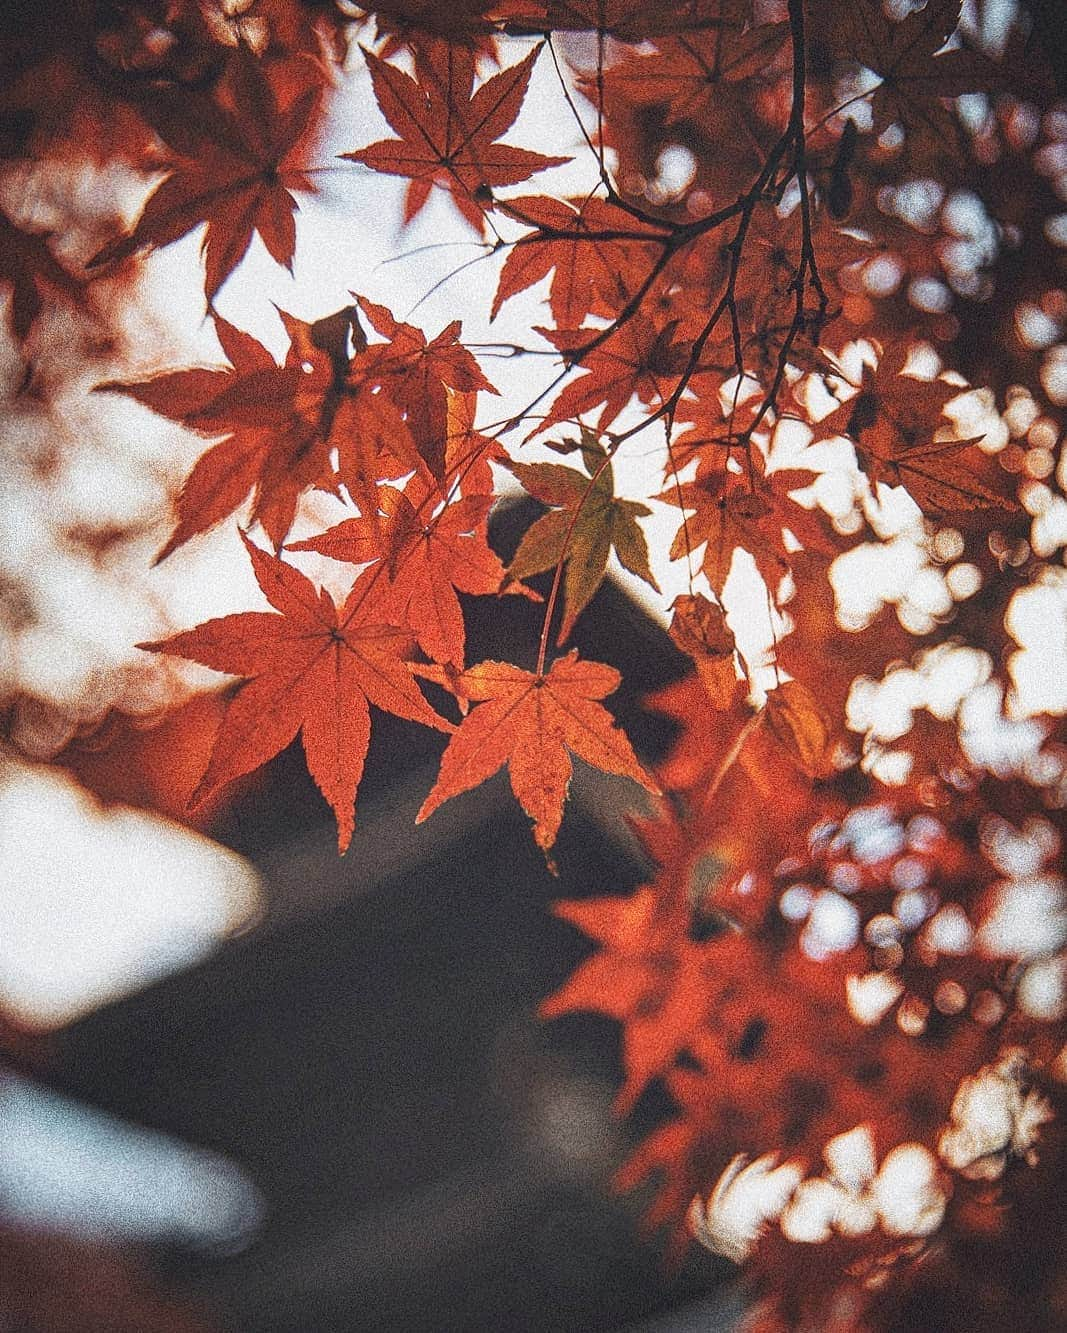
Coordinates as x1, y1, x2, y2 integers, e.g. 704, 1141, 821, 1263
138, 533, 452, 851
811, 0, 998, 151
815, 341, 1016, 518
288, 480, 508, 667
589, 19, 790, 127
100, 307, 429, 559
88, 52, 322, 303
416, 650, 658, 858
542, 887, 718, 1111
536, 314, 697, 437
538, 0, 729, 41
610, 796, 1007, 1252
492, 194, 667, 326
368, 0, 504, 54
353, 296, 498, 484
665, 468, 795, 597
343, 46, 568, 230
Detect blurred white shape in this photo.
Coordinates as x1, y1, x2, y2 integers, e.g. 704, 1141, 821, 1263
1027, 486, 1067, 557
983, 812, 1060, 875
823, 1125, 877, 1195
778, 1125, 882, 1242
921, 904, 974, 957
700, 1120, 963, 1255
647, 144, 697, 202
800, 890, 860, 959
778, 885, 813, 921
960, 680, 1047, 774
0, 761, 260, 1028
846, 972, 903, 1025
893, 888, 936, 930
779, 1128, 945, 1245
689, 1154, 804, 1264
832, 533, 926, 627
871, 1144, 946, 1237
779, 1176, 846, 1244
890, 855, 927, 890
977, 873, 1067, 961
1007, 576, 1067, 717
922, 644, 990, 718
938, 1049, 1054, 1179
0, 1071, 264, 1250
837, 804, 905, 863
1018, 956, 1067, 1022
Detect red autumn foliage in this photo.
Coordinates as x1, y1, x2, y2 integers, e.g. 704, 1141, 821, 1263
139, 532, 452, 852
415, 650, 657, 860
3, 0, 1067, 1328
345, 45, 569, 228
87, 50, 324, 304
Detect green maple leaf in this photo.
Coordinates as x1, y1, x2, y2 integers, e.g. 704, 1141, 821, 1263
506, 427, 660, 641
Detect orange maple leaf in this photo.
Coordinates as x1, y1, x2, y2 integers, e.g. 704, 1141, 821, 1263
665, 471, 786, 597
542, 887, 717, 1111
353, 296, 498, 484
416, 650, 658, 858
288, 480, 508, 667
138, 534, 452, 851
100, 309, 420, 558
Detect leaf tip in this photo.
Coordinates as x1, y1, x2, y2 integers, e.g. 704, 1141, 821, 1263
336, 817, 355, 854
151, 534, 180, 567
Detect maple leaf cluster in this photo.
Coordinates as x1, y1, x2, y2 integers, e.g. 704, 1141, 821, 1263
3, 0, 1067, 1328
